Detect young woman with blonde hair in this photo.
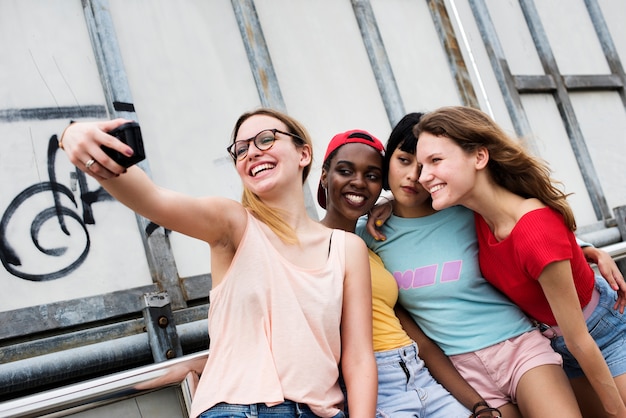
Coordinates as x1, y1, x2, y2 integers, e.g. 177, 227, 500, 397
58, 108, 377, 418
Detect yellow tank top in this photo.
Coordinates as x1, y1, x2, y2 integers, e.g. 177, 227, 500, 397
370, 250, 413, 352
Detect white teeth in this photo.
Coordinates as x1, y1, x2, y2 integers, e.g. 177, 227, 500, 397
430, 184, 445, 193
346, 194, 365, 204
251, 163, 274, 176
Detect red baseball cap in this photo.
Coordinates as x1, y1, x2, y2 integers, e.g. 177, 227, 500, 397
317, 129, 385, 209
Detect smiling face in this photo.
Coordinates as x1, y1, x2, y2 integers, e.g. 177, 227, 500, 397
386, 144, 432, 218
233, 114, 310, 196
416, 131, 479, 210
321, 143, 383, 230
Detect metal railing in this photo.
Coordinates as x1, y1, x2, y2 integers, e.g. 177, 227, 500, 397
0, 350, 208, 418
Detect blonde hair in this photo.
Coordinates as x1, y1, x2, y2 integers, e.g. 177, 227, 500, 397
231, 108, 313, 244
415, 106, 576, 230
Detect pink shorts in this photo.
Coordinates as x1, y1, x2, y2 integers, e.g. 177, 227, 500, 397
450, 330, 562, 408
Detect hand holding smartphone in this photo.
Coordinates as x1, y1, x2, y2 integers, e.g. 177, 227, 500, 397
101, 121, 146, 168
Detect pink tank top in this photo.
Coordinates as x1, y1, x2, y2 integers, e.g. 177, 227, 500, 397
189, 212, 346, 418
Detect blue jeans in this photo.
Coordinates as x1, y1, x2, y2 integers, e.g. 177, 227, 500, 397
375, 342, 470, 418
198, 401, 345, 418
551, 276, 626, 379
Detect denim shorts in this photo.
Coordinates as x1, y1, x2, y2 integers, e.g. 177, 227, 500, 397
550, 276, 626, 379
198, 401, 345, 418
375, 342, 469, 418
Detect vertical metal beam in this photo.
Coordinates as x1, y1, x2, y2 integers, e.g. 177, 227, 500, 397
518, 0, 611, 221
428, 0, 479, 109
230, 0, 320, 219
82, 0, 187, 308
82, 0, 137, 122
231, 0, 286, 111
584, 0, 626, 109
142, 292, 183, 362
351, 0, 405, 127
614, 205, 626, 241
468, 0, 537, 154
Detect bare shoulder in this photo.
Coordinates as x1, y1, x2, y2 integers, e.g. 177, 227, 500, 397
342, 232, 372, 294
520, 197, 545, 213
343, 232, 369, 272
344, 230, 368, 252
512, 197, 546, 224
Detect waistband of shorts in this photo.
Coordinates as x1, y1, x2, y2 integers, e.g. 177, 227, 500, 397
538, 285, 600, 338
374, 342, 418, 361
206, 400, 312, 414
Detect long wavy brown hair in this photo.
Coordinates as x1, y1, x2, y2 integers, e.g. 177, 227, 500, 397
230, 108, 313, 244
415, 106, 576, 231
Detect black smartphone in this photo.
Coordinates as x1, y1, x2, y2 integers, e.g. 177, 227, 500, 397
101, 121, 146, 168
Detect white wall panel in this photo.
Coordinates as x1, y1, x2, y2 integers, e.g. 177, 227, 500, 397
109, 0, 260, 278
485, 0, 544, 75
521, 94, 598, 225
1, 0, 625, 313
535, 0, 610, 75
255, 0, 391, 220
0, 0, 104, 108
571, 91, 626, 216
444, 0, 516, 132
0, 1, 151, 311
599, 0, 626, 65
372, 0, 463, 114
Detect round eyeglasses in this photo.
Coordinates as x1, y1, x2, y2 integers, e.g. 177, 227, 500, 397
227, 128, 304, 161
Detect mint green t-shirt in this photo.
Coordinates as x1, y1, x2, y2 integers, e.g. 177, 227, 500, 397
357, 205, 533, 355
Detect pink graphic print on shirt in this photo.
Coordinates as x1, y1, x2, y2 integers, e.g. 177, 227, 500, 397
394, 260, 462, 289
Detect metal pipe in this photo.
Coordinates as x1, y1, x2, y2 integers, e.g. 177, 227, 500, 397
577, 227, 623, 249
0, 350, 208, 418
0, 320, 208, 399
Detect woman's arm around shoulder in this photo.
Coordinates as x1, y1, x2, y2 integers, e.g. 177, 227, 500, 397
364, 197, 393, 241
581, 246, 626, 313
540, 260, 626, 417
341, 233, 377, 417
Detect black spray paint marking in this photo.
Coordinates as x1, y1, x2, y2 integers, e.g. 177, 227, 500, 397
0, 134, 114, 281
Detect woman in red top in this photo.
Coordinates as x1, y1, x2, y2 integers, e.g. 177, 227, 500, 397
414, 105, 626, 418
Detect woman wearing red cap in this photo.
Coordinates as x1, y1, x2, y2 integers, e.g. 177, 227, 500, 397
57, 109, 377, 418
318, 129, 492, 418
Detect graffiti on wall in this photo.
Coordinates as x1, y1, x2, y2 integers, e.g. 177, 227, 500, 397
0, 134, 114, 282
